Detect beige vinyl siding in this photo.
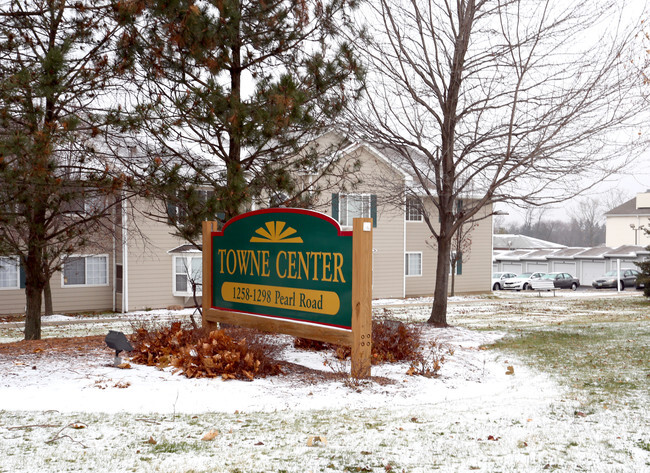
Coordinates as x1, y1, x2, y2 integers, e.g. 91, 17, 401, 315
451, 207, 493, 293
404, 201, 493, 296
405, 212, 435, 297
312, 146, 407, 299
371, 204, 405, 299
54, 260, 114, 312
0, 288, 27, 315
606, 215, 650, 247
123, 198, 197, 312
0, 258, 114, 315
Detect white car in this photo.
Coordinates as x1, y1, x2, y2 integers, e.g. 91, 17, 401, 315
492, 272, 517, 290
502, 272, 545, 291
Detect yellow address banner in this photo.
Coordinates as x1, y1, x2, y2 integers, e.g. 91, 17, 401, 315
221, 282, 340, 316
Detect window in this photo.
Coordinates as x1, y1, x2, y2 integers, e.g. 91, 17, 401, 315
173, 256, 203, 296
84, 193, 108, 215
449, 251, 463, 275
62, 255, 108, 286
406, 197, 423, 221
405, 252, 422, 276
0, 256, 19, 289
168, 189, 215, 223
332, 193, 377, 227
341, 194, 371, 226
61, 192, 108, 217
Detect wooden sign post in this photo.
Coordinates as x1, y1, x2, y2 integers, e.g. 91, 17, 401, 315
202, 209, 372, 378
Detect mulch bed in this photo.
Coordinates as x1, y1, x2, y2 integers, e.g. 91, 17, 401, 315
0, 335, 106, 356
0, 335, 396, 385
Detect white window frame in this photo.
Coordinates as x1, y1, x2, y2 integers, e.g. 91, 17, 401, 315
449, 250, 461, 275
340, 193, 372, 226
173, 255, 203, 297
405, 197, 423, 222
61, 254, 109, 288
0, 256, 20, 290
405, 252, 422, 277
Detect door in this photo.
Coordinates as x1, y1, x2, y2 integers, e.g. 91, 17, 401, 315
526, 263, 548, 273
553, 262, 577, 277
502, 263, 522, 274
582, 261, 605, 286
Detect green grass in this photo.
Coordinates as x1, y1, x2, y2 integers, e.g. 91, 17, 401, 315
491, 320, 649, 409
149, 439, 210, 455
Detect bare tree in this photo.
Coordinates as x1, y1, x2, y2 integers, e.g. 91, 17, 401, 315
347, 0, 647, 325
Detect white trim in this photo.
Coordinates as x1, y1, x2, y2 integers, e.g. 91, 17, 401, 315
173, 255, 203, 297
403, 200, 406, 297
61, 254, 110, 288
0, 256, 20, 290
343, 142, 413, 181
405, 252, 423, 277
339, 193, 372, 226
112, 204, 116, 312
122, 197, 128, 313
405, 196, 424, 222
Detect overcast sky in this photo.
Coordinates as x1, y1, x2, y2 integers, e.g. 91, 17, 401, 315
495, 1, 650, 225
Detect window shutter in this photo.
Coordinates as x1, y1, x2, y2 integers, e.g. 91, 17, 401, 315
456, 253, 463, 275
167, 201, 177, 222
371, 194, 377, 227
19, 264, 26, 289
331, 193, 339, 222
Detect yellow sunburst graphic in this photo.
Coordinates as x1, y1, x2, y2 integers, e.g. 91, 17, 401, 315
250, 221, 303, 243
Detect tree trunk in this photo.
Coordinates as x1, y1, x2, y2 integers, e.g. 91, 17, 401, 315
225, 3, 244, 220
24, 283, 43, 340
428, 235, 452, 326
44, 278, 53, 316
24, 203, 47, 340
24, 245, 46, 340
450, 261, 456, 297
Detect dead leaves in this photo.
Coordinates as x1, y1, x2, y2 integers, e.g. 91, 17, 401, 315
307, 435, 327, 447
201, 429, 219, 441
129, 322, 281, 381
505, 365, 515, 375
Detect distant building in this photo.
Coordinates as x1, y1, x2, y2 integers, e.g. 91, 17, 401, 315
0, 131, 495, 315
493, 234, 567, 251
493, 245, 649, 285
605, 191, 650, 247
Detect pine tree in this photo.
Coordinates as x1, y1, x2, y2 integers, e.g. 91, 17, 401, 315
0, 0, 140, 339
131, 0, 364, 242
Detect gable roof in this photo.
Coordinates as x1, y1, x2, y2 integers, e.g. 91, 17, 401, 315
605, 195, 650, 216
493, 234, 567, 250
494, 244, 649, 262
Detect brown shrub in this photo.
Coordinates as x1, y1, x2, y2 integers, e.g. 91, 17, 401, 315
295, 318, 423, 365
129, 322, 282, 380
293, 337, 333, 351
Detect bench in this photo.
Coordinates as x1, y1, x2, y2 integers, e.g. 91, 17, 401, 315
531, 279, 556, 296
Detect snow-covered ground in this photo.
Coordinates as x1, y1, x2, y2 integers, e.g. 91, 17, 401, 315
0, 291, 648, 472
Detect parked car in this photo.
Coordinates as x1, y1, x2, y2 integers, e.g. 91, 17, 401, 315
592, 269, 642, 290
491, 272, 518, 290
502, 272, 545, 291
537, 272, 580, 290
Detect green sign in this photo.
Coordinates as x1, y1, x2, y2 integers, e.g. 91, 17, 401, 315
211, 209, 353, 329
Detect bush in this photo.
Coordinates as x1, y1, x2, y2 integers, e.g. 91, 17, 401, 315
295, 318, 423, 365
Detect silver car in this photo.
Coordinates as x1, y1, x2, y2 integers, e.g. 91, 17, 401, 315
592, 269, 642, 290
502, 272, 545, 291
492, 272, 517, 290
